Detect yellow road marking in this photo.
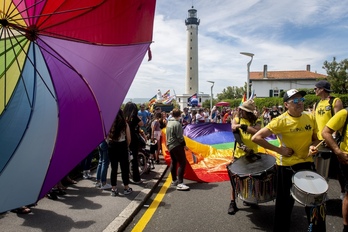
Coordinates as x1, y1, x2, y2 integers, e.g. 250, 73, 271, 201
131, 174, 172, 232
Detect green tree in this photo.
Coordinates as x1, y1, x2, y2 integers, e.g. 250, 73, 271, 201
216, 86, 245, 101
322, 57, 348, 94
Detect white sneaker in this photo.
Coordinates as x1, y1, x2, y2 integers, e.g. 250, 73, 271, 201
83, 171, 91, 179
101, 183, 112, 190
176, 183, 190, 191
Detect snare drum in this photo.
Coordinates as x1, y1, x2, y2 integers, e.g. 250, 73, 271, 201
313, 144, 332, 180
227, 153, 276, 204
291, 170, 328, 206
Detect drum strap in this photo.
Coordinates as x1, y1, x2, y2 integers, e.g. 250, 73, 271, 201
336, 107, 348, 145
233, 118, 245, 151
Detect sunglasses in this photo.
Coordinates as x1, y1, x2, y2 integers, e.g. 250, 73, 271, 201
288, 97, 305, 104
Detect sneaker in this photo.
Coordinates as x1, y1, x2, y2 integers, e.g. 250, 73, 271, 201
124, 188, 133, 195
101, 183, 112, 190
94, 182, 101, 188
228, 201, 239, 215
171, 180, 178, 186
83, 171, 91, 179
111, 189, 118, 197
176, 183, 190, 191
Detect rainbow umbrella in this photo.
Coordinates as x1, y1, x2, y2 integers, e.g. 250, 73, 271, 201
0, 0, 156, 212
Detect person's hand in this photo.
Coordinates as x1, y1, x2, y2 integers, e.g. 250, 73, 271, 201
308, 145, 318, 157
336, 151, 348, 165
278, 146, 294, 157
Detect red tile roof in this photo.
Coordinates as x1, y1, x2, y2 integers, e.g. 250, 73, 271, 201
250, 70, 327, 80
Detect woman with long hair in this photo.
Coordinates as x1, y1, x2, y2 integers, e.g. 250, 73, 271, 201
108, 109, 132, 196
123, 102, 144, 184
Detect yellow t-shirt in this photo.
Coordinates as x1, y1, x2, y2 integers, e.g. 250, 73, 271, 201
315, 97, 339, 140
234, 117, 259, 158
326, 109, 348, 153
266, 111, 317, 166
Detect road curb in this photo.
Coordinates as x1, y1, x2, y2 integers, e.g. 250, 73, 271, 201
103, 164, 168, 232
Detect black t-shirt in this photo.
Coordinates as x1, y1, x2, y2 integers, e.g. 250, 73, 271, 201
269, 110, 281, 119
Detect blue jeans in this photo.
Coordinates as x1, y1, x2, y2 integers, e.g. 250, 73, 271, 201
96, 140, 109, 183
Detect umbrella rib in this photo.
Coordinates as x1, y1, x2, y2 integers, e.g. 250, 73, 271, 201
7, 28, 57, 103
36, 1, 106, 31
6, 0, 46, 24
6, 28, 35, 109
35, 36, 77, 74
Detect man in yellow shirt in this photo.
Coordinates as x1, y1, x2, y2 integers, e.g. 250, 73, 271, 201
252, 89, 323, 232
322, 110, 348, 232
314, 80, 345, 199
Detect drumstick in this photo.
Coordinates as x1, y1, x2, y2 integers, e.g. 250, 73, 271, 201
314, 140, 325, 150
307, 140, 325, 156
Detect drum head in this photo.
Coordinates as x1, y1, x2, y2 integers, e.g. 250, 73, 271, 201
292, 170, 328, 194
229, 153, 276, 177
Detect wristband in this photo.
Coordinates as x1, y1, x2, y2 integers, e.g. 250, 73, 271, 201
240, 124, 248, 132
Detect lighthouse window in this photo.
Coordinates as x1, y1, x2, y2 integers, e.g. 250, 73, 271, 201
190, 77, 192, 80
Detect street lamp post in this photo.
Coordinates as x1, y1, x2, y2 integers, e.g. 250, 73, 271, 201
207, 81, 214, 110
240, 52, 254, 99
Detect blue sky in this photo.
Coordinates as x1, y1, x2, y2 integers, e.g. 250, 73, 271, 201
126, 0, 348, 99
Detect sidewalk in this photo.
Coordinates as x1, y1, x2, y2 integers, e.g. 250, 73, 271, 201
0, 162, 168, 232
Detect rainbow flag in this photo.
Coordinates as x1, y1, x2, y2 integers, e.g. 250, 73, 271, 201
240, 93, 246, 106
148, 95, 156, 107
161, 90, 170, 101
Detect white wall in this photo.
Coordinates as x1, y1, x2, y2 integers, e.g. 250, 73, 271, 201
252, 79, 317, 97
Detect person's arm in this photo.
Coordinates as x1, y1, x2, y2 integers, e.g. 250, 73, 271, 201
334, 99, 344, 114
137, 115, 144, 127
231, 117, 240, 132
151, 121, 155, 141
322, 125, 348, 164
252, 127, 294, 156
126, 123, 131, 147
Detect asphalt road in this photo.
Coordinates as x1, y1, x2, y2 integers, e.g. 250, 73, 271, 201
125, 170, 344, 232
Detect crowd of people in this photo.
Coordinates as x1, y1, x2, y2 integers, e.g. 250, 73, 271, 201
9, 80, 348, 232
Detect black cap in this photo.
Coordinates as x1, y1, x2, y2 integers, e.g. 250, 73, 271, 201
315, 80, 332, 92
283, 89, 306, 102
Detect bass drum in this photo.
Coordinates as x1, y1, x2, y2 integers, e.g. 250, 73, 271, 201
291, 170, 328, 206
227, 153, 277, 204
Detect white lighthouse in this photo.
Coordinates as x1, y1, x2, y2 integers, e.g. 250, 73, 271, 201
176, 7, 209, 110
185, 6, 200, 95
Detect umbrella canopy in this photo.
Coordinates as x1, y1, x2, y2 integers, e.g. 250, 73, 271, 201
0, 0, 156, 212
216, 101, 230, 107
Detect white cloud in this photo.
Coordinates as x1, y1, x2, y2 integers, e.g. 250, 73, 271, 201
126, 0, 348, 99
